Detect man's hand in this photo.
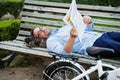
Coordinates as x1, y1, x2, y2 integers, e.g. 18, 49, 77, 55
83, 15, 93, 28
64, 26, 78, 53
70, 26, 78, 38
83, 15, 92, 24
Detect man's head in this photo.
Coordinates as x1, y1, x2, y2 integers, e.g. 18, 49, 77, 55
33, 27, 50, 39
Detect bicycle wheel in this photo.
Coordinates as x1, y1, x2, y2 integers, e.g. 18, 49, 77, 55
43, 59, 89, 80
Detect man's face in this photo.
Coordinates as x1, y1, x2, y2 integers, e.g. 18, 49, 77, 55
33, 27, 50, 39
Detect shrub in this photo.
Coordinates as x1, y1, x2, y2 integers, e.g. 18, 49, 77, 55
0, 19, 21, 41
0, 0, 24, 18
0, 1, 8, 18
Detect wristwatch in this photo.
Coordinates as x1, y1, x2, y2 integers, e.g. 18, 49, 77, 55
88, 21, 92, 24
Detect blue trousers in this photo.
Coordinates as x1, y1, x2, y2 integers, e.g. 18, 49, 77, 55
93, 32, 120, 58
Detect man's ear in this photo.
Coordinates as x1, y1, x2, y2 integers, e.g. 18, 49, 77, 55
44, 35, 49, 39
31, 29, 34, 36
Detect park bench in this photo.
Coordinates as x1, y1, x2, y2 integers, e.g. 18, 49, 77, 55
0, 0, 120, 67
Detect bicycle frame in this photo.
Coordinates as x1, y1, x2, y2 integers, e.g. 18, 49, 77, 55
72, 59, 118, 80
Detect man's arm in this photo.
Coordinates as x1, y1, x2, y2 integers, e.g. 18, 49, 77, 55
64, 26, 78, 53
64, 15, 93, 53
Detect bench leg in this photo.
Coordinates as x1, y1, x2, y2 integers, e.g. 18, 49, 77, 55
0, 53, 17, 68
0, 59, 4, 69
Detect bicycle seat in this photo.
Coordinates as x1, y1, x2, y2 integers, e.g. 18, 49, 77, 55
86, 46, 114, 58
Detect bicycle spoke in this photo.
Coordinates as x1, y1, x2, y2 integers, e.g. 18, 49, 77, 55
46, 61, 89, 80
52, 67, 81, 80
53, 71, 63, 80
66, 68, 74, 79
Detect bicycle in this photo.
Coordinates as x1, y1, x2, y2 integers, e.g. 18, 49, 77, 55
43, 46, 120, 80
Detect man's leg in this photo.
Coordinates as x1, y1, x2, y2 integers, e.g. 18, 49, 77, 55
107, 32, 120, 42
93, 32, 120, 58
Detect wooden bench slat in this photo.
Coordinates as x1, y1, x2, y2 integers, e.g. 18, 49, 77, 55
22, 11, 63, 20
77, 5, 120, 13
19, 26, 120, 38
20, 23, 55, 30
21, 17, 63, 27
20, 23, 41, 29
95, 26, 120, 32
22, 11, 120, 27
23, 5, 120, 19
19, 30, 31, 36
0, 43, 51, 57
16, 36, 26, 41
25, 22, 119, 32
0, 41, 48, 52
79, 11, 120, 19
21, 23, 120, 32
22, 17, 120, 29
93, 19, 120, 27
20, 23, 36, 29
25, 0, 120, 13
0, 41, 26, 47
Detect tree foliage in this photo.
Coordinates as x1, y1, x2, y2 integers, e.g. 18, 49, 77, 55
39, 0, 120, 7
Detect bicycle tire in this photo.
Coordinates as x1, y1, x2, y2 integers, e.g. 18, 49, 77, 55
43, 59, 89, 80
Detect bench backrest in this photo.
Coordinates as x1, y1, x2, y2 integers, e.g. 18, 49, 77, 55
17, 0, 120, 43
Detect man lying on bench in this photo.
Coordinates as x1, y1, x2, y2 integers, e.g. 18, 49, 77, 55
31, 15, 120, 58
